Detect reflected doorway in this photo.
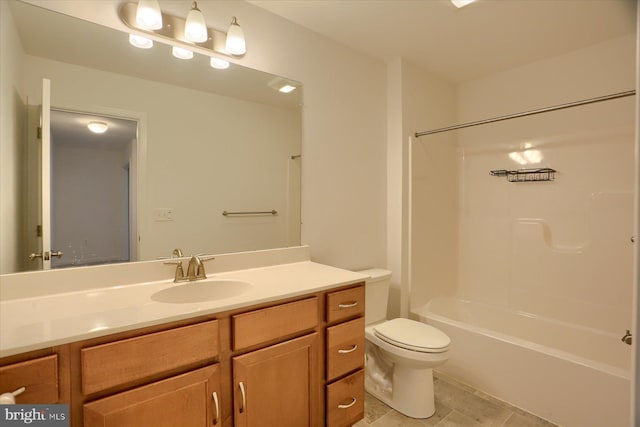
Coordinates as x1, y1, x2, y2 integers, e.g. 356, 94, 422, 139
49, 109, 138, 268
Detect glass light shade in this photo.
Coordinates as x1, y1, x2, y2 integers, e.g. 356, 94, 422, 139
136, 0, 163, 30
185, 2, 208, 43
210, 57, 230, 70
172, 46, 194, 60
451, 0, 476, 8
88, 121, 108, 134
129, 34, 153, 49
225, 17, 246, 55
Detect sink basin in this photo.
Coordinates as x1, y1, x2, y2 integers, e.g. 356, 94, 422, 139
151, 280, 252, 304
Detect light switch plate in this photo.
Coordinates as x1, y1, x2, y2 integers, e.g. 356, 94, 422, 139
154, 208, 174, 221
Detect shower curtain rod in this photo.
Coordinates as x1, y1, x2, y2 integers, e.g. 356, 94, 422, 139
414, 89, 636, 138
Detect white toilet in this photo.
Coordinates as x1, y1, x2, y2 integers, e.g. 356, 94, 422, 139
360, 268, 450, 419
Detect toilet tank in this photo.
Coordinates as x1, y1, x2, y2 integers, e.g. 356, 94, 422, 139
357, 268, 392, 325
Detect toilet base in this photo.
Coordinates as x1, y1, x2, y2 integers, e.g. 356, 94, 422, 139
365, 365, 436, 418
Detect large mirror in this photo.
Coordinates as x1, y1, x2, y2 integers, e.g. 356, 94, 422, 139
1, 0, 302, 274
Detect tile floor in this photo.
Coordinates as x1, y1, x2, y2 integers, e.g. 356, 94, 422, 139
353, 371, 559, 427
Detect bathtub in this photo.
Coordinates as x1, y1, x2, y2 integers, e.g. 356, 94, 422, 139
412, 297, 631, 427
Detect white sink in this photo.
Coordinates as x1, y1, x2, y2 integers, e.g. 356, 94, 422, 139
151, 279, 252, 304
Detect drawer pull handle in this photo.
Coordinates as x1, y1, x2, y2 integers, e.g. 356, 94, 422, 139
338, 397, 357, 409
239, 381, 246, 414
0, 387, 26, 405
338, 345, 358, 354
338, 301, 358, 309
212, 391, 220, 425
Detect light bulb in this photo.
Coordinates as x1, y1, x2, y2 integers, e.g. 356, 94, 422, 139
172, 46, 194, 60
451, 0, 476, 8
185, 2, 208, 43
88, 121, 108, 134
136, 0, 162, 30
210, 57, 230, 70
129, 34, 153, 49
225, 17, 246, 55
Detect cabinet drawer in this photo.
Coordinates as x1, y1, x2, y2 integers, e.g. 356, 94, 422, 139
0, 354, 58, 403
84, 364, 221, 427
326, 317, 365, 381
232, 297, 318, 350
81, 320, 219, 394
326, 369, 364, 427
326, 285, 365, 324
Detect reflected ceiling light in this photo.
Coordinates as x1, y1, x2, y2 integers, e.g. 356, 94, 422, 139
278, 85, 297, 94
185, 2, 208, 43
451, 0, 476, 8
129, 34, 153, 49
88, 121, 109, 134
210, 57, 230, 69
135, 0, 163, 30
225, 17, 246, 55
268, 78, 299, 94
509, 149, 542, 165
172, 46, 194, 59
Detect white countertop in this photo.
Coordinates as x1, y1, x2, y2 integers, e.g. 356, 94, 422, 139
0, 260, 368, 358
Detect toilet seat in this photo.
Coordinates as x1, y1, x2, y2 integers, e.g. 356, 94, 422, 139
373, 318, 450, 353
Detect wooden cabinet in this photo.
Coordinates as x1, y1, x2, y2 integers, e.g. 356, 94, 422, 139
324, 285, 365, 427
81, 320, 219, 395
1, 282, 366, 427
0, 354, 60, 403
232, 333, 320, 427
84, 364, 221, 427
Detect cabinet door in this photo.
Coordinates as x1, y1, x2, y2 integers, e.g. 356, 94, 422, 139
84, 364, 222, 427
233, 333, 320, 427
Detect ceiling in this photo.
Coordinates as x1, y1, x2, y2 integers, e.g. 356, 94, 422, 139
249, 0, 637, 82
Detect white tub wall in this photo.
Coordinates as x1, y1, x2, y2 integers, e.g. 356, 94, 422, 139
446, 34, 636, 334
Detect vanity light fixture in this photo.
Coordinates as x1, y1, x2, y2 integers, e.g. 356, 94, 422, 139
184, 2, 208, 43
121, 2, 247, 62
129, 33, 153, 49
172, 46, 194, 60
210, 57, 230, 69
88, 121, 109, 134
136, 0, 163, 30
225, 17, 246, 56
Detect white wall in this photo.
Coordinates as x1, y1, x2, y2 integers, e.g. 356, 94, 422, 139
23, 0, 388, 271
0, 1, 27, 274
22, 54, 302, 260
386, 59, 458, 317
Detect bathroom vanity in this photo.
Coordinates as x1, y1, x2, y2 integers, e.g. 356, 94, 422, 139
0, 247, 366, 427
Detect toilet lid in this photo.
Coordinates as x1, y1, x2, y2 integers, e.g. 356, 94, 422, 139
373, 318, 450, 353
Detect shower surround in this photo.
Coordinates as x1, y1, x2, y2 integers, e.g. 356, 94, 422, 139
409, 34, 636, 427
